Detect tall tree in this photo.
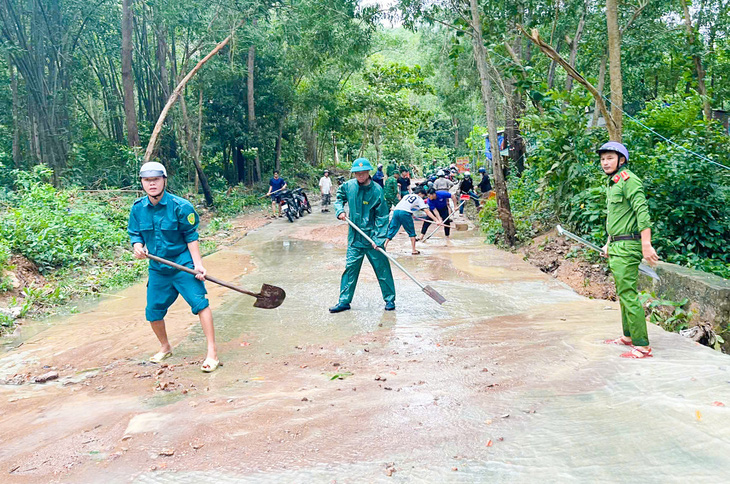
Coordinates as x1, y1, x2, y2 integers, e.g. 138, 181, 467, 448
121, 0, 140, 147
606, 0, 623, 140
680, 0, 712, 120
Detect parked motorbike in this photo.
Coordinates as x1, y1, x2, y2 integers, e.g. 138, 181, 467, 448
278, 190, 299, 222
292, 188, 312, 217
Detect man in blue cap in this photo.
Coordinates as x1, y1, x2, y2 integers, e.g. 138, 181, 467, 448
330, 158, 396, 313
128, 162, 219, 372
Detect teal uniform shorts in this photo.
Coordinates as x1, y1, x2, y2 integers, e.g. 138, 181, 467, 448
146, 264, 209, 322
387, 210, 417, 239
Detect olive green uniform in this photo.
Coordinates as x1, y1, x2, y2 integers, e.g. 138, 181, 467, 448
606, 168, 652, 347
334, 179, 396, 306
384, 176, 399, 208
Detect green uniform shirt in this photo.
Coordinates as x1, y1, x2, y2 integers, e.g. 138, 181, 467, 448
384, 176, 398, 200
335, 178, 390, 248
128, 191, 200, 274
606, 167, 652, 237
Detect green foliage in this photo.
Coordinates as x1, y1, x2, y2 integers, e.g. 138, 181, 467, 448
638, 292, 693, 333
514, 94, 730, 279
0, 166, 127, 272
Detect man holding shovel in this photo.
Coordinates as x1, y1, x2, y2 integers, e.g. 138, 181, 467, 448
329, 158, 396, 313
598, 142, 659, 359
128, 162, 220, 372
266, 170, 287, 218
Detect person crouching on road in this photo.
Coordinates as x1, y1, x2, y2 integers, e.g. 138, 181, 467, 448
418, 188, 457, 240
329, 158, 396, 314
319, 169, 333, 212
598, 141, 659, 359
266, 170, 287, 218
384, 188, 439, 255
128, 162, 220, 372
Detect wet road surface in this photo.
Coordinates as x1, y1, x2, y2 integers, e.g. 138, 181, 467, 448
1, 207, 730, 483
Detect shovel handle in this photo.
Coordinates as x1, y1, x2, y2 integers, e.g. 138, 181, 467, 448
261, 187, 285, 198
145, 253, 258, 297
344, 218, 426, 290
424, 199, 466, 241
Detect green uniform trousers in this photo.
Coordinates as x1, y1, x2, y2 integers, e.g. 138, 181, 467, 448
338, 245, 396, 305
608, 241, 649, 347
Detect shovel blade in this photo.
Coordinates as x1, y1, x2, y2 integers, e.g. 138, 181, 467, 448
252, 284, 287, 309
422, 285, 446, 305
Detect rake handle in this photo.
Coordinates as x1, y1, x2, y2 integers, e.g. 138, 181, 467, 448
145, 253, 258, 297
344, 218, 426, 290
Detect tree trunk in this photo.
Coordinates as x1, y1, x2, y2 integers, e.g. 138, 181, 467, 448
547, 39, 561, 89
247, 20, 261, 183
121, 0, 140, 147
504, 43, 526, 176
275, 113, 286, 172
680, 0, 712, 120
452, 115, 459, 149
606, 0, 623, 140
333, 132, 340, 166
9, 57, 20, 167
469, 0, 516, 245
565, 3, 586, 92
590, 53, 608, 127
180, 93, 213, 206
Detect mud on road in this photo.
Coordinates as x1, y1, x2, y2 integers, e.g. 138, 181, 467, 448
1, 206, 729, 483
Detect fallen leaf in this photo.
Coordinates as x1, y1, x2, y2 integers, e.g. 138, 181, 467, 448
712, 401, 725, 407
486, 440, 493, 447
240, 342, 251, 347
696, 410, 702, 421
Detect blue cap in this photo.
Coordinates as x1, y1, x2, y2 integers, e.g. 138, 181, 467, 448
597, 141, 629, 162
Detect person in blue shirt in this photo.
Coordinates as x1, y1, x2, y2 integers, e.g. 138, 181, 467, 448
419, 188, 456, 239
266, 171, 287, 217
372, 164, 385, 187
128, 162, 219, 372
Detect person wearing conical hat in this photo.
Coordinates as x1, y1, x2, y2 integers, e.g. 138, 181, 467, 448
329, 158, 396, 313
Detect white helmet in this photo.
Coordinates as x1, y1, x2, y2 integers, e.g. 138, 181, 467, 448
437, 169, 445, 177
139, 161, 167, 178
464, 171, 471, 177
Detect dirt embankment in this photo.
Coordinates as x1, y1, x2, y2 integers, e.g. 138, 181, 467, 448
521, 230, 616, 301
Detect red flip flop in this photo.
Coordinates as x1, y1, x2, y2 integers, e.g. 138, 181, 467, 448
620, 347, 653, 359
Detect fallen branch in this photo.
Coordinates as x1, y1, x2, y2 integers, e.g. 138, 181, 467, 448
144, 20, 244, 162
517, 25, 619, 140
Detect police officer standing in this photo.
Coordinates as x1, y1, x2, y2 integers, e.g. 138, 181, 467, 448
128, 162, 220, 372
329, 158, 396, 313
598, 142, 659, 359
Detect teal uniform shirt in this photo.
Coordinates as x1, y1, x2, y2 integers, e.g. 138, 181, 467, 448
128, 191, 208, 321
128, 191, 200, 274
335, 179, 390, 248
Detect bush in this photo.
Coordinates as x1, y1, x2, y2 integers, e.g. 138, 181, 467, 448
0, 165, 127, 272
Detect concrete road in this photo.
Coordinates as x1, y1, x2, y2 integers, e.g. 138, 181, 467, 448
1, 207, 729, 483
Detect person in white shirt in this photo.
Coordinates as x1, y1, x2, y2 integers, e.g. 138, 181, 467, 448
384, 188, 438, 255
319, 170, 333, 212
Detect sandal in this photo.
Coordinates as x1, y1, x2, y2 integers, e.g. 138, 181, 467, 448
604, 337, 633, 346
149, 351, 172, 363
201, 357, 221, 373
620, 347, 653, 359
411, 250, 421, 255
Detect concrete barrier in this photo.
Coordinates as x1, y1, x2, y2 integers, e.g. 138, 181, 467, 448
639, 262, 730, 351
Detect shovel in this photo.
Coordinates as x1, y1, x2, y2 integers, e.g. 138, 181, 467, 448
414, 217, 468, 231
424, 200, 467, 241
556, 225, 660, 281
146, 253, 286, 309
343, 218, 446, 305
